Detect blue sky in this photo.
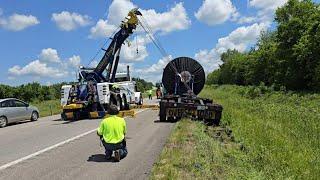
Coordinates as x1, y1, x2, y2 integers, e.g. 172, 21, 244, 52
0, 0, 319, 85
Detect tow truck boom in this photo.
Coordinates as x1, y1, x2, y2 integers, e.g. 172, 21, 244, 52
81, 8, 142, 83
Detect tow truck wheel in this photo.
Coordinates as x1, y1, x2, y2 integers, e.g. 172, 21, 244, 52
61, 113, 67, 121
73, 111, 80, 121
138, 95, 143, 105
117, 95, 123, 111
110, 95, 120, 111
122, 94, 130, 110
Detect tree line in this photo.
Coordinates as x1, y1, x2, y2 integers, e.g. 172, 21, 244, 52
0, 82, 64, 103
0, 78, 154, 103
207, 0, 320, 91
132, 78, 154, 92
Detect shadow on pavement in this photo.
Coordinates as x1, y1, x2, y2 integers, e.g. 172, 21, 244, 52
52, 118, 100, 125
154, 120, 176, 124
87, 154, 115, 163
6, 120, 33, 127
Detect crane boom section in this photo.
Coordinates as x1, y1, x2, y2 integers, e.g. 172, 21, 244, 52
87, 8, 142, 82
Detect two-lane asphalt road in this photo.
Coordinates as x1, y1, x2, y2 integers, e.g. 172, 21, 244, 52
0, 100, 174, 180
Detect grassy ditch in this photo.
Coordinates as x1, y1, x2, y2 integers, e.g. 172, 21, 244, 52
31, 99, 61, 117
151, 85, 320, 179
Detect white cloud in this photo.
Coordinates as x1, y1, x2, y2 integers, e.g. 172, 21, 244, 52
140, 2, 191, 33
89, 19, 117, 38
120, 35, 150, 62
248, 0, 288, 22
195, 49, 220, 72
195, 0, 238, 26
237, 16, 257, 24
135, 55, 172, 82
89, 1, 190, 63
8, 48, 82, 80
39, 48, 61, 63
52, 11, 91, 31
249, 0, 288, 11
90, 1, 190, 36
107, 0, 136, 25
195, 23, 270, 72
8, 60, 67, 78
122, 44, 148, 62
0, 13, 39, 31
89, 0, 136, 38
117, 63, 134, 73
68, 55, 81, 68
216, 23, 269, 53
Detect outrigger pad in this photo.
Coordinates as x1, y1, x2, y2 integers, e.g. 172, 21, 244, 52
130, 104, 159, 109
104, 110, 136, 118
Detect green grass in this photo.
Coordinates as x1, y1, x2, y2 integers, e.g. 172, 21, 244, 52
31, 99, 61, 117
151, 85, 320, 179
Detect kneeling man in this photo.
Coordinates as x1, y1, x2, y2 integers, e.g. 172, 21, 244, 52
97, 105, 128, 162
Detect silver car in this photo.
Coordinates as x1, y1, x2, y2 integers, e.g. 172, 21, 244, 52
0, 98, 39, 128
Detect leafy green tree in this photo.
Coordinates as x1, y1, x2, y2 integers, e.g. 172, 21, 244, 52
275, 0, 320, 89
206, 0, 320, 91
207, 69, 221, 85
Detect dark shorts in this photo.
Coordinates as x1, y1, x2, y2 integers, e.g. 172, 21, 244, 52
102, 139, 126, 151
101, 139, 128, 159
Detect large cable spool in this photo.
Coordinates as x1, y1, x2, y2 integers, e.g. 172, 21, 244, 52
162, 57, 205, 95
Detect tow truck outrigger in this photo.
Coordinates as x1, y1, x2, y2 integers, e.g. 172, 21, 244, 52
61, 9, 142, 121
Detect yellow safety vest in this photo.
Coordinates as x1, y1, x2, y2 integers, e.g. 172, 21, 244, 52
97, 115, 126, 144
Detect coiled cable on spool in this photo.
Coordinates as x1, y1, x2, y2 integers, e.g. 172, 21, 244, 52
162, 57, 205, 95
138, 17, 195, 95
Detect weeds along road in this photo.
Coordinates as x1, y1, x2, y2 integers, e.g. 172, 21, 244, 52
0, 103, 174, 180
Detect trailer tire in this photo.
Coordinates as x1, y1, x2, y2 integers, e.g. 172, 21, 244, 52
159, 102, 166, 122
213, 118, 220, 126
160, 113, 166, 122
213, 112, 222, 126
204, 119, 213, 126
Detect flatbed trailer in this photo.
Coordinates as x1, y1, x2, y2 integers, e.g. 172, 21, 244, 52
159, 57, 223, 125
159, 95, 222, 125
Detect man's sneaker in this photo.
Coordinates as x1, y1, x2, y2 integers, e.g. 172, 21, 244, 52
114, 150, 120, 162
105, 155, 112, 160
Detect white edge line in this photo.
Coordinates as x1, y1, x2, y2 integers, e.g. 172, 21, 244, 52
0, 108, 148, 171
